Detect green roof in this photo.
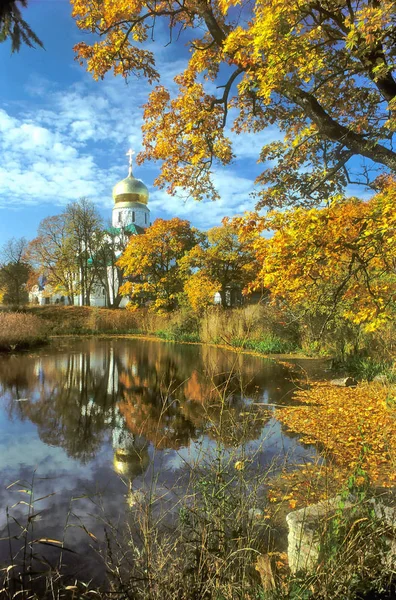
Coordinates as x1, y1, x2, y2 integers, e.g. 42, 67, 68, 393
107, 224, 145, 236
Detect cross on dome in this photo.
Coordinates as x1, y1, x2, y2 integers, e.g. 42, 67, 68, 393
126, 148, 135, 175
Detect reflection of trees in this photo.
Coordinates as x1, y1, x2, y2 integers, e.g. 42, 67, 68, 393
116, 344, 272, 449
0, 339, 295, 461
2, 341, 121, 462
0, 355, 37, 401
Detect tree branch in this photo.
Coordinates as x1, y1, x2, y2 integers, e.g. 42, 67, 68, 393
287, 87, 396, 171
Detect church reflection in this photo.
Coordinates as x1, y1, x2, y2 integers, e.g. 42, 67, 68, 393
0, 339, 296, 482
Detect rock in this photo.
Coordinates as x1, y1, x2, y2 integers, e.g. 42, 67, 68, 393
286, 494, 396, 574
373, 374, 389, 384
286, 496, 352, 573
330, 376, 357, 387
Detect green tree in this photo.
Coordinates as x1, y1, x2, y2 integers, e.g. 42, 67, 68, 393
0, 237, 31, 305
0, 1, 43, 52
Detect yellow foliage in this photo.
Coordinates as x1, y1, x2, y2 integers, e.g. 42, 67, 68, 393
72, 1, 396, 207
117, 218, 199, 312
184, 273, 220, 314
276, 382, 396, 487
236, 181, 396, 330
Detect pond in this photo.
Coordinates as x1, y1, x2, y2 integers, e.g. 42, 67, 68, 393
0, 338, 321, 583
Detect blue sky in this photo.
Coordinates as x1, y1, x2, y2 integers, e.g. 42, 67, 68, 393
0, 0, 277, 245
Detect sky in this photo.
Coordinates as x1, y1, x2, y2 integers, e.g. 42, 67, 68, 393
0, 0, 279, 245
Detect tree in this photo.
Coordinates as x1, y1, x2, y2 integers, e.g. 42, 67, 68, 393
0, 1, 43, 52
118, 218, 200, 312
72, 1, 396, 207
238, 177, 396, 334
65, 198, 104, 306
182, 222, 258, 309
27, 215, 78, 304
0, 237, 31, 305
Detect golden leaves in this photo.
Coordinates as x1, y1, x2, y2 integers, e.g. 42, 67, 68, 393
235, 185, 396, 330
276, 382, 396, 486
71, 1, 396, 204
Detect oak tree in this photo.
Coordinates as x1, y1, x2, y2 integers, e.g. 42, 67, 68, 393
72, 1, 396, 207
65, 198, 104, 306
27, 215, 79, 304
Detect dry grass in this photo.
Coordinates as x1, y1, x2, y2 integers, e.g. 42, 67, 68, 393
199, 304, 299, 347
28, 306, 172, 336
0, 312, 48, 351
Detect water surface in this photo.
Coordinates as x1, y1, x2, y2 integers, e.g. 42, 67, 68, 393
0, 338, 318, 579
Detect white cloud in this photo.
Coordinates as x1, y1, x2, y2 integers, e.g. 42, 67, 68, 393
0, 58, 272, 226
150, 169, 257, 229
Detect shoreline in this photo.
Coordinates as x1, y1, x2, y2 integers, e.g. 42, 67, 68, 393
47, 331, 327, 364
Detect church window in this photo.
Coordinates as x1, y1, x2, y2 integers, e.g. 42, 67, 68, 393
145, 212, 147, 224
118, 212, 121, 223
132, 211, 135, 222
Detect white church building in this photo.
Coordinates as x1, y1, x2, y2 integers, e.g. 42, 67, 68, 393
29, 151, 151, 307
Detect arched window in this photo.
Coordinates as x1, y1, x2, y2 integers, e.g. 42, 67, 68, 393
132, 211, 135, 222
145, 212, 147, 224
118, 212, 121, 223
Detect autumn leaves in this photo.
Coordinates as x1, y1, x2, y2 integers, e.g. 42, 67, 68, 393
276, 382, 396, 488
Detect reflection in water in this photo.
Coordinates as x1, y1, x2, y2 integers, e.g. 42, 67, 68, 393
0, 339, 297, 461
0, 338, 316, 578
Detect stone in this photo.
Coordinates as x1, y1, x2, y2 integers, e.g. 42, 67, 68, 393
373, 374, 389, 384
286, 494, 396, 574
330, 376, 358, 387
248, 507, 264, 520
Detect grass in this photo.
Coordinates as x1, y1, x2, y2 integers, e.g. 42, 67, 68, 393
231, 335, 297, 355
336, 356, 396, 383
156, 329, 201, 343
0, 312, 48, 352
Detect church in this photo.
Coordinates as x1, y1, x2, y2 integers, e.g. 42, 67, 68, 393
29, 151, 151, 307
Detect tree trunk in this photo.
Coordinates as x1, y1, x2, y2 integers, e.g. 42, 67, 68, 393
220, 287, 227, 308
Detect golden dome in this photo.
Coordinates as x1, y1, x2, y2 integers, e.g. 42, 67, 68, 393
113, 447, 149, 478
112, 165, 149, 206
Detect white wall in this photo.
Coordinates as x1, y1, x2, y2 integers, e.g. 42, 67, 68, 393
112, 204, 150, 229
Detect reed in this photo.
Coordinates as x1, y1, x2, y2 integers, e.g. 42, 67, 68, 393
0, 312, 48, 351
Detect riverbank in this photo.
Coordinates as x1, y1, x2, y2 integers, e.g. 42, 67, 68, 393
2, 305, 394, 381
